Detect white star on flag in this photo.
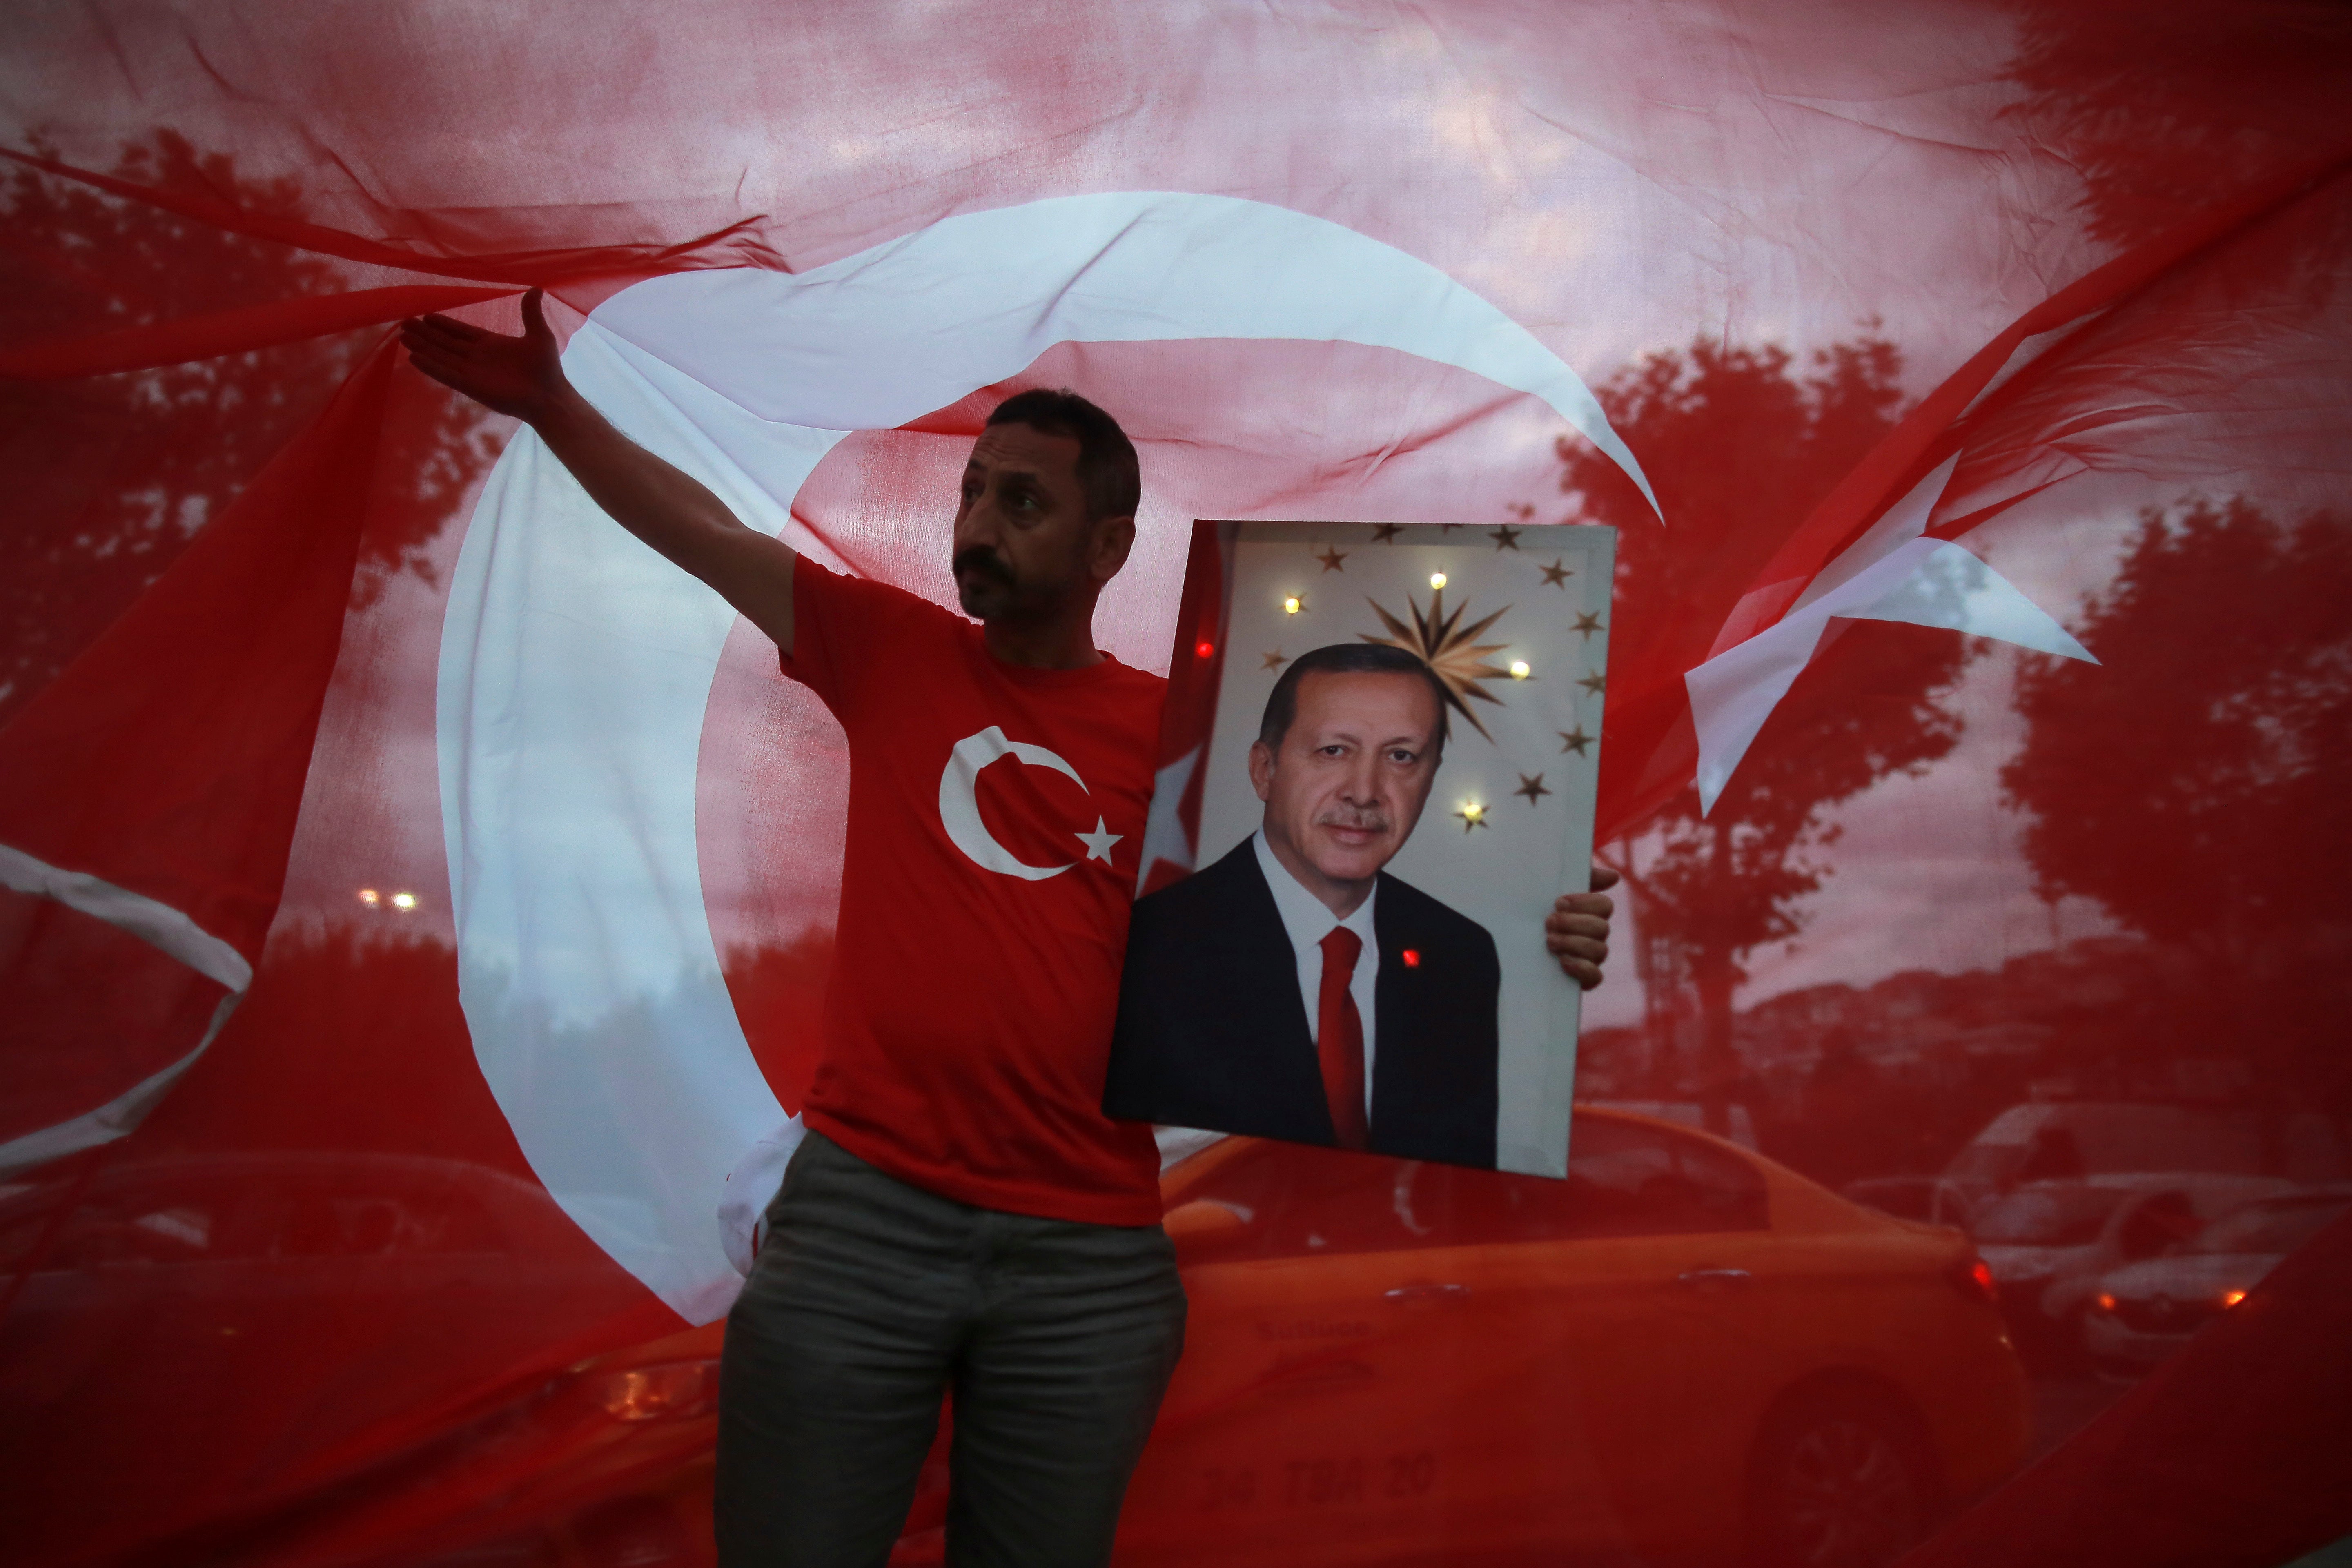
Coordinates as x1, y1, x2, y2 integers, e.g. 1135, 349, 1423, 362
1684, 454, 2097, 814
1076, 818, 1123, 864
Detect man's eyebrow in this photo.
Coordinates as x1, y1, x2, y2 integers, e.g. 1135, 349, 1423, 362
1311, 725, 1424, 747
964, 459, 1049, 487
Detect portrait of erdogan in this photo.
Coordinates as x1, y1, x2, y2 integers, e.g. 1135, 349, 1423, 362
1104, 642, 1502, 1169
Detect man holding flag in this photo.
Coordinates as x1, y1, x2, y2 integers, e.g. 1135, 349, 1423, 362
399, 290, 1616, 1566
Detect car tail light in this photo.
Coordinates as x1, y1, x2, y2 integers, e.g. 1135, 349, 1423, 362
581, 1360, 721, 1422
1946, 1253, 1998, 1307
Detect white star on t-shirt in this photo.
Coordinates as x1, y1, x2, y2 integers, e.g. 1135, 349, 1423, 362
1074, 818, 1123, 864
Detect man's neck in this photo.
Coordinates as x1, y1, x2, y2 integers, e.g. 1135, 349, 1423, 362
1261, 829, 1374, 920
981, 610, 1103, 670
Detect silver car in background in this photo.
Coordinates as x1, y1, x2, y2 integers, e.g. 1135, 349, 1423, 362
2082, 1185, 2352, 1374
1971, 1173, 2291, 1364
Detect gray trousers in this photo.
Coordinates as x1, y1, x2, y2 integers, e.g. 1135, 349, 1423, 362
715, 1130, 1187, 1568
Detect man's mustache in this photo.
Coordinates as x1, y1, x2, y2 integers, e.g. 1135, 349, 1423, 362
1316, 806, 1392, 834
951, 546, 1016, 588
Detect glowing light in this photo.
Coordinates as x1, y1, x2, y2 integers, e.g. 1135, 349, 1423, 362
1509, 659, 1531, 679
2096, 1292, 2117, 1312
2220, 1287, 2247, 1308
1401, 949, 1421, 969
1429, 572, 1447, 590
1195, 640, 1214, 659
1453, 801, 1488, 833
390, 892, 419, 911
357, 889, 381, 906
586, 1361, 721, 1422
1282, 596, 1302, 615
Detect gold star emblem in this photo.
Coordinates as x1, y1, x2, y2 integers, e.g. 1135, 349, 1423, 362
1577, 670, 1606, 696
1539, 559, 1572, 589
1557, 728, 1592, 757
1454, 802, 1490, 832
1371, 523, 1404, 545
1572, 610, 1605, 640
1360, 585, 1515, 742
1513, 773, 1551, 805
1314, 545, 1348, 573
1489, 524, 1523, 551
1262, 650, 1288, 671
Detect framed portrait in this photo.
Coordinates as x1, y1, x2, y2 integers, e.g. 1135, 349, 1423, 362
1107, 519, 1616, 1177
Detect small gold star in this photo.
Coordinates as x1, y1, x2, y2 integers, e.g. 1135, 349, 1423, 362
1557, 728, 1592, 757
1539, 559, 1573, 589
1572, 610, 1605, 640
1490, 524, 1523, 551
1314, 545, 1348, 573
1577, 670, 1606, 696
1371, 523, 1404, 545
1513, 773, 1551, 805
1262, 650, 1288, 670
1454, 802, 1490, 832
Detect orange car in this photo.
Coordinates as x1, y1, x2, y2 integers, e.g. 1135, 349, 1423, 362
1113, 1108, 2029, 1566
289, 1108, 2022, 1568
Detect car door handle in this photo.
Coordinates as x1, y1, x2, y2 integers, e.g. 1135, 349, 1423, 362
1384, 1282, 1471, 1302
1676, 1267, 1753, 1288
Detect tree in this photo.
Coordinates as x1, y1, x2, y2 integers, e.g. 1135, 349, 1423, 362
1552, 334, 1974, 1127
0, 131, 496, 726
2002, 498, 2352, 1110
2003, 1, 2352, 248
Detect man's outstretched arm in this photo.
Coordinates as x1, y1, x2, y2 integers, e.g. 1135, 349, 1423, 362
400, 290, 797, 653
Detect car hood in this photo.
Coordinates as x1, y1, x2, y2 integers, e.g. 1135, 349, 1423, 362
1980, 1244, 2085, 1279
2099, 1252, 2280, 1301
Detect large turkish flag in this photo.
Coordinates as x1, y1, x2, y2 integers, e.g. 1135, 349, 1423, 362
2, 2, 2348, 1564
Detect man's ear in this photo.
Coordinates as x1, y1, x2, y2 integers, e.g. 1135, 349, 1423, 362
1089, 514, 1136, 584
1247, 739, 1276, 804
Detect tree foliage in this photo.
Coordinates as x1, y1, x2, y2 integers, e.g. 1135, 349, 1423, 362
2004, 498, 2352, 948
2005, 0, 2352, 247
1555, 334, 1974, 1105
0, 131, 495, 725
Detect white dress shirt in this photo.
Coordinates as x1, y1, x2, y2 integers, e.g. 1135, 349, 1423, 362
1252, 830, 1380, 1122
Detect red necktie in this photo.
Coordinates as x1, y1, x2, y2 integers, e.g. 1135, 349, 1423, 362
1316, 927, 1368, 1151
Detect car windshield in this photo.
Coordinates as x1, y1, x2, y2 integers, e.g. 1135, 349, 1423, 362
1975, 1185, 2129, 1245
2188, 1196, 2350, 1256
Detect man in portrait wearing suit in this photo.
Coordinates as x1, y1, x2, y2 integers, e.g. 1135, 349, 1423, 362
1105, 642, 1508, 1168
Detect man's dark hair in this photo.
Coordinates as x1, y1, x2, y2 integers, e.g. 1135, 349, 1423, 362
986, 388, 1142, 523
1258, 643, 1450, 757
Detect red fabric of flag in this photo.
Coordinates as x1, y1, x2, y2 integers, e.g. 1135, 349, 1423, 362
2, 3, 2349, 1565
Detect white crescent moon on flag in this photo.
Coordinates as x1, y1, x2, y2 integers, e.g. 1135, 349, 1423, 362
938, 727, 1088, 881
437, 191, 1654, 1321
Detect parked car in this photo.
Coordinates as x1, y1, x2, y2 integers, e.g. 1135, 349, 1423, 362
1971, 1173, 2292, 1364
1842, 1175, 1980, 1233
1583, 1098, 1761, 1151
2082, 1185, 2352, 1375
1943, 1102, 2346, 1211
176, 1110, 2027, 1568
0, 1151, 634, 1568
1118, 1111, 2026, 1568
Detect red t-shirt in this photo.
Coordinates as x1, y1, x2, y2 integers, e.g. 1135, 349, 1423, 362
782, 562, 1167, 1225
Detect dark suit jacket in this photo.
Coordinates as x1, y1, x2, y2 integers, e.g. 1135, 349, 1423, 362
1104, 839, 1501, 1168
